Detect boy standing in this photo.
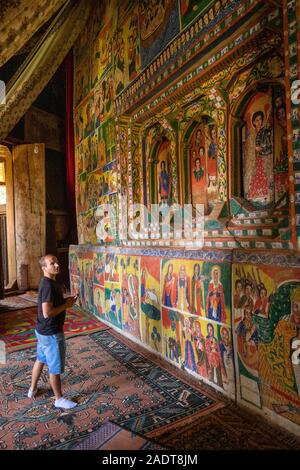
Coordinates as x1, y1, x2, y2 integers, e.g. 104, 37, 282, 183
28, 254, 77, 409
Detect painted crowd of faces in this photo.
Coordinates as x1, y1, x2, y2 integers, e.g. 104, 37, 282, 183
189, 123, 219, 210
161, 260, 229, 323
161, 260, 233, 394
233, 265, 300, 425
70, 250, 234, 395
77, 164, 117, 214
162, 307, 234, 394
233, 266, 271, 375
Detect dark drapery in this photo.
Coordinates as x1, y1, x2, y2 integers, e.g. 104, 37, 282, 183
0, 0, 92, 142
65, 49, 77, 242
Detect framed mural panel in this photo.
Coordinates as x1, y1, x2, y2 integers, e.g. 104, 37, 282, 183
120, 255, 141, 340
140, 257, 162, 353
139, 0, 180, 69
233, 261, 300, 431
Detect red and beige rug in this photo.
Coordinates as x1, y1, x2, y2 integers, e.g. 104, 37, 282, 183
0, 329, 223, 450
0, 325, 299, 450
0, 307, 108, 352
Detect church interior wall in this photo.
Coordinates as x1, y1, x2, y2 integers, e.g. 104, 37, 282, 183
72, 0, 300, 435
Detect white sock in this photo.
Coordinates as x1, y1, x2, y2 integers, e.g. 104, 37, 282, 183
54, 397, 77, 409
28, 387, 38, 398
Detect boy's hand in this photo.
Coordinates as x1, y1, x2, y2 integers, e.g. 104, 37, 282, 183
65, 296, 78, 308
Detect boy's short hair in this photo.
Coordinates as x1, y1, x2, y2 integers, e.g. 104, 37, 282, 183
39, 254, 55, 268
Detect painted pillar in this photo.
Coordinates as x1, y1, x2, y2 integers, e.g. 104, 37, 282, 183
283, 0, 300, 249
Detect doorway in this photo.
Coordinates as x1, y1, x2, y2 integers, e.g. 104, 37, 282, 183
0, 144, 16, 290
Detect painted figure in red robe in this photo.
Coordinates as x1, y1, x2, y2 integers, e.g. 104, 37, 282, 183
162, 263, 177, 308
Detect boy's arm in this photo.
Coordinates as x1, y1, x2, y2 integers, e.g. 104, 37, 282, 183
42, 297, 77, 319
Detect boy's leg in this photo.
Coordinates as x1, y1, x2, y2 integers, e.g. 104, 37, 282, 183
48, 334, 77, 409
50, 374, 76, 409
49, 374, 63, 400
30, 360, 44, 392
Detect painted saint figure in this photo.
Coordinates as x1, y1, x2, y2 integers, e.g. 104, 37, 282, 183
237, 305, 258, 371
182, 317, 197, 372
219, 326, 234, 392
206, 266, 226, 323
162, 263, 177, 308
207, 125, 218, 190
191, 148, 207, 211
205, 323, 223, 387
193, 321, 208, 377
191, 263, 204, 316
158, 160, 171, 203
254, 285, 270, 318
176, 265, 190, 312
244, 104, 273, 205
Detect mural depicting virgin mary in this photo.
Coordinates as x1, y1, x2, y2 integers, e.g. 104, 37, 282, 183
243, 90, 274, 206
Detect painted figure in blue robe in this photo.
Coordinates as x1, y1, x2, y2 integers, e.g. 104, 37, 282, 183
182, 317, 197, 372
158, 160, 171, 203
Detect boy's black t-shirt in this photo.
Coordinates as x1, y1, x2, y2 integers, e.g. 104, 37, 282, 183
36, 277, 65, 335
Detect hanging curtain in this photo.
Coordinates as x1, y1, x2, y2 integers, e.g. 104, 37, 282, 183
65, 49, 77, 241
0, 0, 67, 68
0, 0, 92, 142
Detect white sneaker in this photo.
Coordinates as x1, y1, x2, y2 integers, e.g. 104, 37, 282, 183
27, 387, 38, 399
54, 397, 77, 409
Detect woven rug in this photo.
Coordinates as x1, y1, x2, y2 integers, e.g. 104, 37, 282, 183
155, 401, 300, 450
18, 291, 38, 303
0, 307, 109, 352
71, 421, 166, 450
0, 296, 37, 313
0, 329, 223, 450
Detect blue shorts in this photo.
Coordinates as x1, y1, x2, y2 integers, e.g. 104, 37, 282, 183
35, 330, 66, 375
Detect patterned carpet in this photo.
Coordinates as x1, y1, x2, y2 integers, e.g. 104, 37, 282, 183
0, 307, 108, 352
71, 421, 165, 450
0, 329, 222, 450
155, 401, 300, 450
0, 296, 36, 313
18, 291, 38, 304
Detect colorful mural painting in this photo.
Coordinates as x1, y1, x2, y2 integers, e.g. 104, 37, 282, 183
242, 86, 289, 207
140, 257, 162, 352
233, 258, 300, 430
160, 258, 233, 395
139, 0, 180, 69
72, 0, 300, 437
120, 255, 141, 340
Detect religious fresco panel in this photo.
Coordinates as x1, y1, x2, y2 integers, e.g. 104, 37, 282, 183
93, 252, 105, 287
242, 85, 289, 207
161, 306, 235, 397
74, 56, 91, 107
139, 0, 180, 69
120, 255, 141, 341
80, 253, 94, 312
71, 0, 300, 436
102, 252, 122, 328
233, 262, 300, 429
188, 121, 219, 211
104, 284, 122, 329
161, 258, 231, 325
140, 257, 162, 353
160, 258, 234, 396
91, 16, 113, 88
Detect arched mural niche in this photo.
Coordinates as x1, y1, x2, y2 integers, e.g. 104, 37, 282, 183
182, 116, 222, 215
143, 121, 177, 208
181, 95, 227, 214
232, 81, 289, 209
